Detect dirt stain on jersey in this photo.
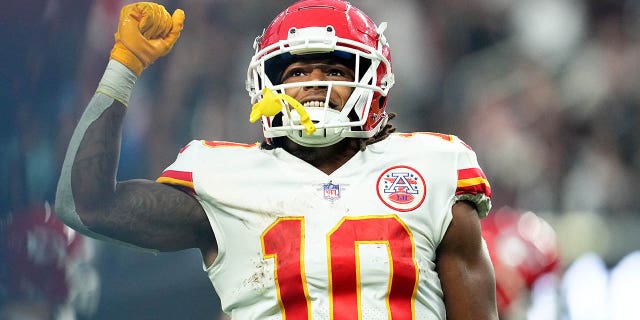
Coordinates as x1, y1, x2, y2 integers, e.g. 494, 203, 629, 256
242, 257, 274, 294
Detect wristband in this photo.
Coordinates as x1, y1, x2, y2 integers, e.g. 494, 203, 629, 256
96, 60, 138, 106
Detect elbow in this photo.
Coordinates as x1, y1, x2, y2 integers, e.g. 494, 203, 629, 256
53, 198, 82, 232
54, 187, 96, 234
54, 186, 72, 224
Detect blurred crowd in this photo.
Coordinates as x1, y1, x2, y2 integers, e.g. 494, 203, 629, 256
2, 0, 640, 319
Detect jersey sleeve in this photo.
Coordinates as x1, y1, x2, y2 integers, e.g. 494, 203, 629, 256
156, 140, 201, 195
453, 137, 492, 217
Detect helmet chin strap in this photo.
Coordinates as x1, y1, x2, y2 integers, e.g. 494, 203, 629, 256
279, 82, 374, 147
282, 108, 349, 147
263, 83, 380, 147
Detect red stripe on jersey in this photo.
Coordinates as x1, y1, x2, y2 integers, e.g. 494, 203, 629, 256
458, 167, 487, 180
396, 132, 454, 142
202, 140, 258, 148
156, 170, 195, 194
459, 140, 473, 151
456, 168, 491, 198
419, 132, 453, 142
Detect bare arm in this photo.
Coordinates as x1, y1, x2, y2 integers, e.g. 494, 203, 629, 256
55, 3, 217, 258
436, 201, 498, 320
68, 99, 214, 253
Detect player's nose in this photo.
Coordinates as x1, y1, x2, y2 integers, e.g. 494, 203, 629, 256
304, 69, 327, 89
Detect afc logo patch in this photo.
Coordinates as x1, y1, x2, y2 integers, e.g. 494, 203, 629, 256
376, 165, 426, 212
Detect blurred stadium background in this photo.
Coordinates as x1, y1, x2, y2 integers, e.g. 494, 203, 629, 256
2, 0, 640, 319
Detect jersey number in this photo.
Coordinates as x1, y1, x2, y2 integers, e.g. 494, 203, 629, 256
261, 215, 418, 319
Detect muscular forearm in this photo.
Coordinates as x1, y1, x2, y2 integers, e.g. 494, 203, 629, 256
56, 61, 210, 252
54, 60, 150, 247
54, 4, 205, 253
71, 97, 126, 216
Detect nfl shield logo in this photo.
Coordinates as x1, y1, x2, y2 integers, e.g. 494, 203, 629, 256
323, 181, 341, 201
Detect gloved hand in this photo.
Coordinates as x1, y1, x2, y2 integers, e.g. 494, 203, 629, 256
110, 2, 185, 76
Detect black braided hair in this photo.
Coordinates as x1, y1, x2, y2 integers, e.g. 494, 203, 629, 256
359, 112, 397, 151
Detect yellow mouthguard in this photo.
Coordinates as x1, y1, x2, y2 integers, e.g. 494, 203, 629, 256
249, 88, 316, 135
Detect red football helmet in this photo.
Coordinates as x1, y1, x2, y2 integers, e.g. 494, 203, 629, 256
481, 207, 561, 314
246, 0, 394, 147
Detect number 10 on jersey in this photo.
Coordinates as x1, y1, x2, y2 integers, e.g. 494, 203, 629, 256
261, 215, 419, 319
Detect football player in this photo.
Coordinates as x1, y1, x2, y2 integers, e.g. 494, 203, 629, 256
55, 0, 498, 319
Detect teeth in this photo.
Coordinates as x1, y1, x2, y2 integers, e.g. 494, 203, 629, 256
302, 101, 325, 108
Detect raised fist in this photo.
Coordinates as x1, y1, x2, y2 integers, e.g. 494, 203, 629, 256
110, 2, 185, 75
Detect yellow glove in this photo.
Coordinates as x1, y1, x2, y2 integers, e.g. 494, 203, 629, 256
110, 2, 185, 76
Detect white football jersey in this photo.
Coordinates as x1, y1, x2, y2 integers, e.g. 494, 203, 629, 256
157, 132, 492, 320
